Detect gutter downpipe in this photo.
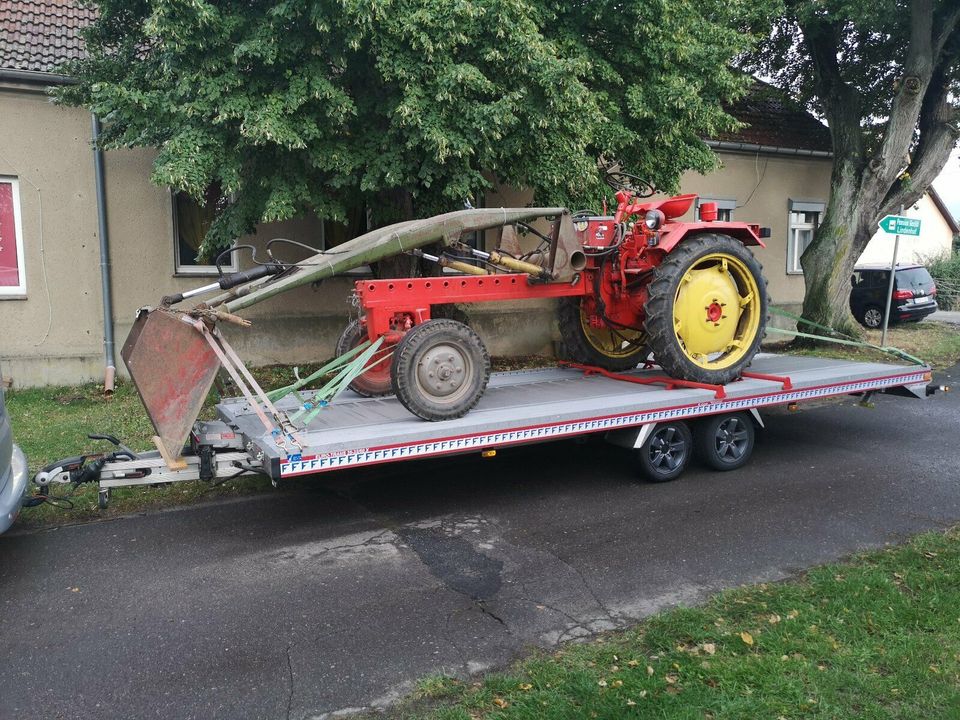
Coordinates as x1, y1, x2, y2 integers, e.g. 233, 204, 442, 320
91, 115, 116, 394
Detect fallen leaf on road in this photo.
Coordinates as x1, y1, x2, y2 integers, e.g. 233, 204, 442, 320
518, 683, 532, 691
702, 643, 716, 655
740, 631, 754, 646
646, 666, 655, 676
493, 697, 508, 708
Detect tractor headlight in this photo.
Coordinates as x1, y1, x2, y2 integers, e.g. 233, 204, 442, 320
644, 209, 665, 230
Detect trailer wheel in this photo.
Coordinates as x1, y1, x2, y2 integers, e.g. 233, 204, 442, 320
694, 412, 755, 471
636, 421, 692, 482
98, 487, 111, 510
392, 319, 491, 421
335, 319, 394, 397
644, 234, 767, 385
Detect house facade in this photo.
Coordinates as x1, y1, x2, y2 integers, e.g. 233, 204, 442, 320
857, 189, 958, 266
0, 1, 868, 388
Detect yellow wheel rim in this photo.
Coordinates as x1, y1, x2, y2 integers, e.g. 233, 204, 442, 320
578, 303, 646, 359
672, 252, 761, 370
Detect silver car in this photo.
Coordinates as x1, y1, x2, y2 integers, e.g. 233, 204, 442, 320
1, 363, 28, 534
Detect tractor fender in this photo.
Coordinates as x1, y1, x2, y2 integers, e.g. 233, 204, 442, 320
657, 223, 765, 254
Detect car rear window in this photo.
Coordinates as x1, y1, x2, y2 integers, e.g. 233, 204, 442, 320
896, 267, 934, 290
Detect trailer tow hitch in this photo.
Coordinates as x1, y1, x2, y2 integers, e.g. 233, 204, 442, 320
28, 435, 140, 507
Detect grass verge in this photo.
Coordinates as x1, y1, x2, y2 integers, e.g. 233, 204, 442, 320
766, 319, 960, 369
386, 527, 960, 719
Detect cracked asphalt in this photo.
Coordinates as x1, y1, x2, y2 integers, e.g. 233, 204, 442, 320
2, 363, 959, 720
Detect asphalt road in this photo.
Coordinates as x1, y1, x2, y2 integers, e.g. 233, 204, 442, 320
2, 364, 959, 720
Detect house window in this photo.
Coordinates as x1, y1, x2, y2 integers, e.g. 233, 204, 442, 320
787, 199, 825, 274
0, 177, 26, 297
173, 187, 238, 275
696, 197, 736, 222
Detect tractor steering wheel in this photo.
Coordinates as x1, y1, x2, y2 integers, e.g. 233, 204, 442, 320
604, 170, 656, 198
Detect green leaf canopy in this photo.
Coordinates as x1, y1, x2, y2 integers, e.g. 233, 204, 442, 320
59, 0, 772, 252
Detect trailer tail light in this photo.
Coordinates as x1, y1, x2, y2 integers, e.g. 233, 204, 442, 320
893, 289, 912, 300
930, 283, 937, 297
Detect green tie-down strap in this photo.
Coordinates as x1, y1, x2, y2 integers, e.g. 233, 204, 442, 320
768, 306, 925, 366
266, 337, 390, 424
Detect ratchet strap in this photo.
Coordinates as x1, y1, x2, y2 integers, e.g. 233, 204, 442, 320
767, 306, 925, 366
267, 337, 390, 425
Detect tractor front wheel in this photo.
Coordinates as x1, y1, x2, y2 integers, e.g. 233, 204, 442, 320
391, 319, 491, 421
644, 235, 767, 385
558, 297, 648, 371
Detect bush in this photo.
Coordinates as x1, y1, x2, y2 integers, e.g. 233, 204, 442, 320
926, 251, 960, 311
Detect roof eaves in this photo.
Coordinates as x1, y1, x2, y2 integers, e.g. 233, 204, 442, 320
928, 185, 960, 235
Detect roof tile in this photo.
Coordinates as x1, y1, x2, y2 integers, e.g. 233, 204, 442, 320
714, 79, 832, 153
0, 0, 95, 74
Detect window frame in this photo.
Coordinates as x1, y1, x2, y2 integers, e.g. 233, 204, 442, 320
786, 199, 825, 275
171, 189, 240, 277
695, 197, 736, 222
0, 176, 27, 299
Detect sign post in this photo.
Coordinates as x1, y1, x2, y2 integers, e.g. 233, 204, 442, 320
877, 210, 920, 346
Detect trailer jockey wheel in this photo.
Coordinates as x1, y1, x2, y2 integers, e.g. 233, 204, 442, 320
636, 421, 692, 482
392, 319, 491, 421
644, 234, 768, 385
558, 297, 648, 371
335, 319, 394, 397
694, 412, 755, 471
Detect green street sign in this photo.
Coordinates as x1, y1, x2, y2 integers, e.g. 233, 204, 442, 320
878, 215, 921, 236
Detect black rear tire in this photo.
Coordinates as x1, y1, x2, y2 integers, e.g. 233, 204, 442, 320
391, 319, 491, 421
636, 421, 692, 483
644, 234, 767, 385
694, 412, 755, 471
557, 297, 648, 371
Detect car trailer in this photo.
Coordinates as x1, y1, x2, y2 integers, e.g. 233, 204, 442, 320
33, 353, 936, 508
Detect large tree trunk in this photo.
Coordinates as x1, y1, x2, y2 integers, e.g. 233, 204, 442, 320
798, 163, 877, 338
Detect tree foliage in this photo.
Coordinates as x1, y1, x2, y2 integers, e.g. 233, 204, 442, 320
59, 0, 771, 253
746, 0, 960, 333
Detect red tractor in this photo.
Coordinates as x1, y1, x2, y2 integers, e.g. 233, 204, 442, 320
333, 171, 769, 420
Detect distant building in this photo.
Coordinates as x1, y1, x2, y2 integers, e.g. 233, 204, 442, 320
857, 188, 959, 266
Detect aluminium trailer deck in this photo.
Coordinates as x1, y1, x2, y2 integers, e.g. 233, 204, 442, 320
214, 353, 930, 481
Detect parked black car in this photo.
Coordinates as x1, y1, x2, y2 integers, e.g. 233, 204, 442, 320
850, 264, 938, 328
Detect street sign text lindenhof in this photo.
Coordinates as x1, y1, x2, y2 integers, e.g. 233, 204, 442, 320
878, 214, 922, 236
